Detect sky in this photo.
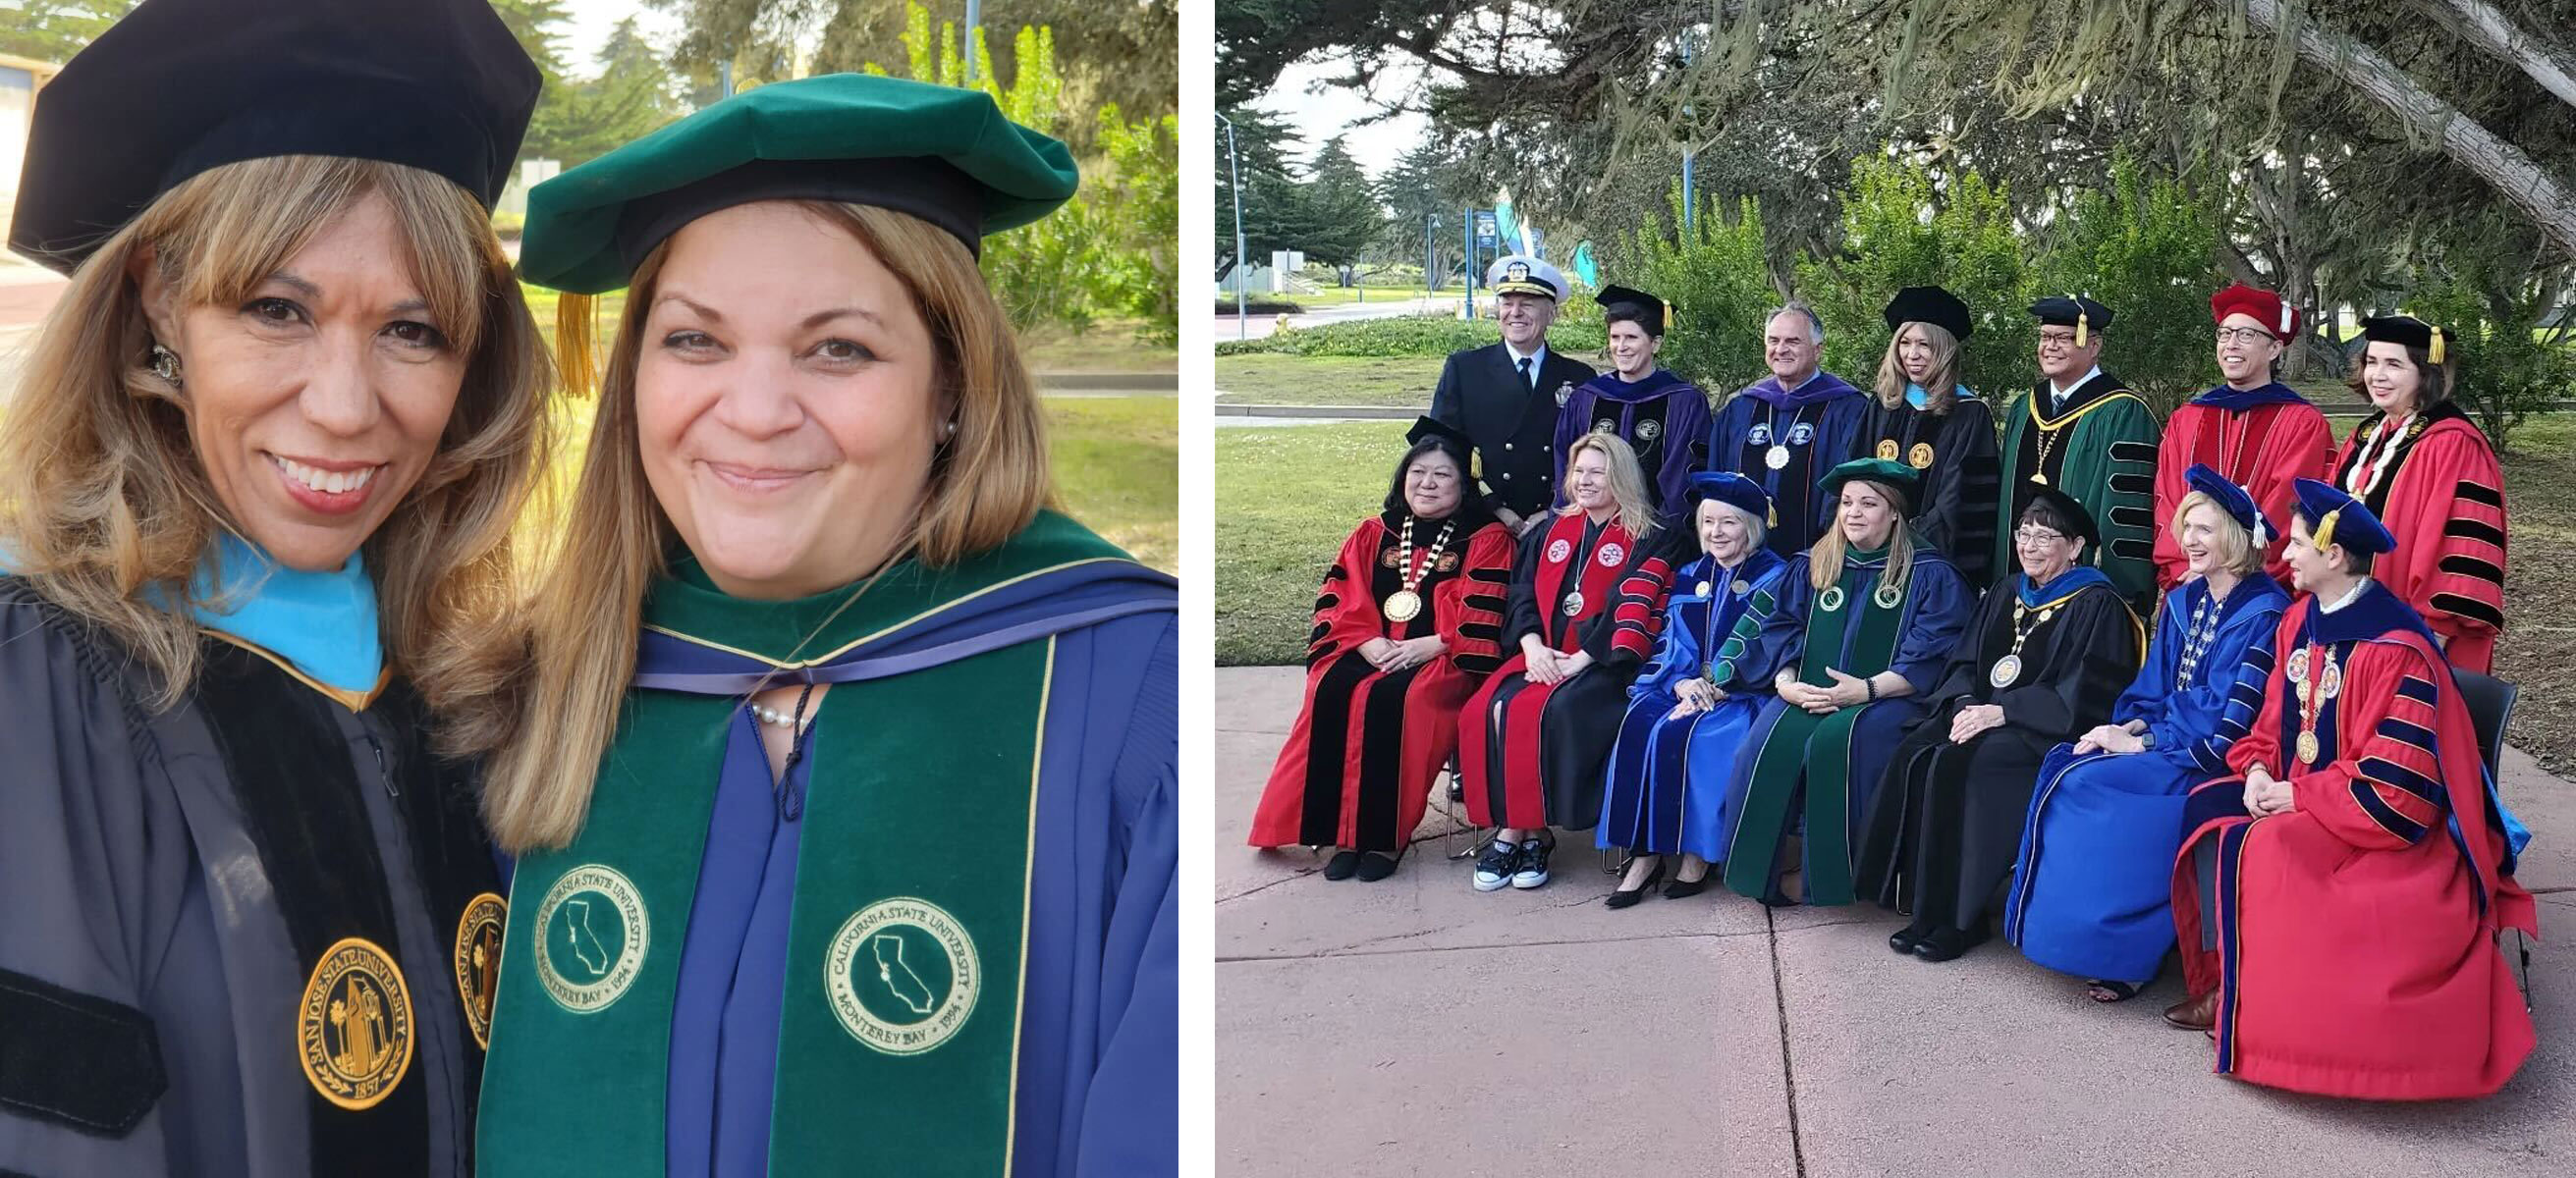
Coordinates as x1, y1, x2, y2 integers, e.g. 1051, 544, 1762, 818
1253, 53, 1430, 181
557, 0, 685, 73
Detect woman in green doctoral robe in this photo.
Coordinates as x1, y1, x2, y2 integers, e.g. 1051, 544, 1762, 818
472, 76, 1178, 1177
1720, 459, 1974, 906
1857, 488, 2143, 963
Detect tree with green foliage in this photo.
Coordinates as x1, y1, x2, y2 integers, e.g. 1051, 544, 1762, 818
1622, 188, 1778, 392
0, 0, 137, 63
1796, 156, 2030, 401
1297, 136, 1384, 275
491, 1, 683, 169
1374, 136, 1476, 282
2029, 155, 2224, 412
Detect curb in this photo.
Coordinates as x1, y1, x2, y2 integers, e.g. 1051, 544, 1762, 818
1038, 371, 1178, 391
1216, 404, 1412, 418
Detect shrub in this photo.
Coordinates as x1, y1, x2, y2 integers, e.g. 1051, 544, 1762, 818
1214, 314, 1606, 358
1624, 188, 1777, 392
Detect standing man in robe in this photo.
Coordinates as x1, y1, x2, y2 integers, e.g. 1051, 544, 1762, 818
1705, 303, 1870, 558
1994, 295, 2162, 612
1427, 255, 1596, 534
2153, 284, 2331, 592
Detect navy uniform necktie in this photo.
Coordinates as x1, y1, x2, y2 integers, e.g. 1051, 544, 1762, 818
1518, 355, 1535, 392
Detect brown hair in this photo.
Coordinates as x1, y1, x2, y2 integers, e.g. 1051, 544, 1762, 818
1808, 479, 1917, 597
2343, 340, 2453, 411
0, 155, 550, 736
1873, 320, 1962, 412
480, 201, 1055, 852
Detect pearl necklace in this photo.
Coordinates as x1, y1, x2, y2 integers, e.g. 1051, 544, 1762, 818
749, 701, 811, 730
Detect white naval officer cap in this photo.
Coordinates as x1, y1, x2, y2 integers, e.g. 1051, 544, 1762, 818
1485, 253, 1566, 300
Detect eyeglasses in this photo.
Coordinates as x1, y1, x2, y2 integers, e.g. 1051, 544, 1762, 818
2013, 526, 2067, 546
2214, 327, 2277, 347
2037, 331, 2080, 347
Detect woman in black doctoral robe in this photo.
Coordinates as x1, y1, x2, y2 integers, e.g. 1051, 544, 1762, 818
1857, 286, 2002, 584
1859, 488, 2143, 963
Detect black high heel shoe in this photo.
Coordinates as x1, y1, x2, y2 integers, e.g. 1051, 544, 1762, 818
1353, 846, 1405, 882
1661, 867, 1712, 899
1604, 857, 1666, 909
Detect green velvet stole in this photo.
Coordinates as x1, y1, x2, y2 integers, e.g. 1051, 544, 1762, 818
479, 513, 1126, 1176
1723, 556, 1906, 904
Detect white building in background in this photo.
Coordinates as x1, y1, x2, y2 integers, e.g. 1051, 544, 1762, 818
0, 54, 62, 244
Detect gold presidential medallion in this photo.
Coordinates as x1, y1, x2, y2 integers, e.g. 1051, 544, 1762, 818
299, 937, 413, 1110
534, 865, 650, 1014
1876, 439, 1899, 461
2297, 729, 2322, 767
1909, 442, 1935, 469
453, 893, 506, 1049
1381, 589, 1423, 622
1990, 654, 2024, 689
1765, 444, 1791, 470
1695, 580, 1713, 598
826, 897, 981, 1056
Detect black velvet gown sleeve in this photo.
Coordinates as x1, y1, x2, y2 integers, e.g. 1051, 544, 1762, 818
1501, 516, 1550, 652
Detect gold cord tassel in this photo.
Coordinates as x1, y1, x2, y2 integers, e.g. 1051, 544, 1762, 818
2314, 507, 2341, 557
2427, 325, 2446, 366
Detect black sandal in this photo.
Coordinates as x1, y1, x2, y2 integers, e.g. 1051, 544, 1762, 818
2084, 979, 2142, 1003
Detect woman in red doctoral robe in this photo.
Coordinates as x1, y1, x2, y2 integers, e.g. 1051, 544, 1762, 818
2169, 479, 2536, 1099
1457, 432, 1676, 891
2329, 315, 2506, 673
1248, 423, 1516, 881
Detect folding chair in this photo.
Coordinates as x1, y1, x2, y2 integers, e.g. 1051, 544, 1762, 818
2451, 668, 2533, 1011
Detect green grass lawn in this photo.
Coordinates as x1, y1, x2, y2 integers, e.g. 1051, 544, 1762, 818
1219, 412, 2576, 769
1214, 354, 1446, 405
1044, 396, 1178, 571
1215, 419, 1407, 665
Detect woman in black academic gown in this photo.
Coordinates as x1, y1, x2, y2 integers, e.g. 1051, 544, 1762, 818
1858, 489, 2144, 962
1860, 286, 2001, 583
0, 3, 546, 1174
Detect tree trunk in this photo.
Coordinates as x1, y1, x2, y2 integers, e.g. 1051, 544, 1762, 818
2422, 0, 2576, 109
2242, 0, 2576, 259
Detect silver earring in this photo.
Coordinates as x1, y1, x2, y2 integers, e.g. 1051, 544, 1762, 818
942, 418, 958, 439
148, 343, 183, 387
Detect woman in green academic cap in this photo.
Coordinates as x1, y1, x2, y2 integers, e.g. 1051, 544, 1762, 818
0, 1, 545, 1174
473, 74, 1178, 1177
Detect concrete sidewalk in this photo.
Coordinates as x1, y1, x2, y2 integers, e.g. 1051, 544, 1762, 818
1216, 666, 2574, 1177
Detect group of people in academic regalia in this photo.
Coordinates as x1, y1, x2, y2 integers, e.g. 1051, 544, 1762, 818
1, 4, 1175, 1175
1250, 258, 2536, 1100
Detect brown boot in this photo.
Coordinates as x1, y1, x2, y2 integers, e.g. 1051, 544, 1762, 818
2162, 989, 2218, 1031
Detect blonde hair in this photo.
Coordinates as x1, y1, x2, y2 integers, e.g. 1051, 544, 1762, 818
481, 201, 1055, 852
1874, 320, 1962, 412
1557, 431, 1659, 540
1698, 494, 1769, 556
1808, 479, 1917, 598
0, 155, 550, 733
2170, 491, 2263, 578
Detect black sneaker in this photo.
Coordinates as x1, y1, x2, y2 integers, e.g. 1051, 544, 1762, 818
1472, 838, 1519, 892
1510, 837, 1553, 889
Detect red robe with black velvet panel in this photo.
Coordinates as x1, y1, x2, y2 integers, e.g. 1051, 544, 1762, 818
1248, 514, 1517, 854
2172, 590, 2537, 1099
2330, 404, 2507, 673
2153, 394, 2332, 593
1457, 510, 1672, 830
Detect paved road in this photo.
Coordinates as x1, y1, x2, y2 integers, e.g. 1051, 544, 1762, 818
1212, 292, 1452, 342
1216, 665, 2574, 1177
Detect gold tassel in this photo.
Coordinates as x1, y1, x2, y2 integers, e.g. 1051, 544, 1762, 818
2427, 325, 2446, 365
1767, 504, 1779, 527
2314, 507, 2340, 557
556, 293, 600, 399
2070, 293, 2088, 348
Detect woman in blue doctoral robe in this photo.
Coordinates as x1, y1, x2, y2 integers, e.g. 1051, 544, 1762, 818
1595, 473, 1787, 905
475, 77, 1177, 1178
1720, 459, 1974, 907
2002, 466, 2288, 1001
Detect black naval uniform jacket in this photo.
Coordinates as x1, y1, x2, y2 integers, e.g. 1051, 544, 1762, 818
1427, 342, 1595, 520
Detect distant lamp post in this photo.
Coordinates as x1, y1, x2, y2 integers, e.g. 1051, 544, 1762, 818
963, 0, 980, 81
1215, 110, 1248, 340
